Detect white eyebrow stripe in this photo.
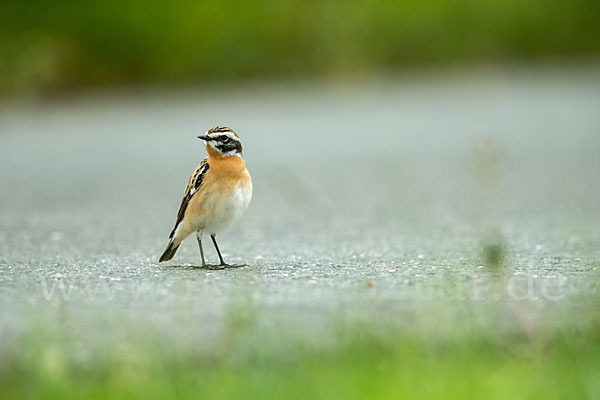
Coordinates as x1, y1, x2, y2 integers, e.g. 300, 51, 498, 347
208, 131, 239, 141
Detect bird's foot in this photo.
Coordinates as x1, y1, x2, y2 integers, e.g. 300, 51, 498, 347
203, 264, 226, 270
219, 263, 248, 269
191, 263, 248, 270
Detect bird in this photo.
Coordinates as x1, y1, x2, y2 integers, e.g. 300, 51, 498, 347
159, 126, 252, 268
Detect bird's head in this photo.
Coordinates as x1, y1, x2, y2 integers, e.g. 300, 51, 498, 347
198, 126, 242, 157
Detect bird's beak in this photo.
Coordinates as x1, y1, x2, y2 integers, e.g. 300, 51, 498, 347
198, 135, 211, 141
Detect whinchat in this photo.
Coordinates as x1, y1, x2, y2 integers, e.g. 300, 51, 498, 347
159, 126, 252, 267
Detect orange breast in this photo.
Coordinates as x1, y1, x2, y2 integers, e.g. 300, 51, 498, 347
183, 152, 251, 225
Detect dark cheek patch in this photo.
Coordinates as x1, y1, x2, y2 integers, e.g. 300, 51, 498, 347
216, 142, 242, 154
216, 144, 230, 153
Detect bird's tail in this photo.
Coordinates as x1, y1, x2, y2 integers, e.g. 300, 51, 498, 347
159, 239, 181, 262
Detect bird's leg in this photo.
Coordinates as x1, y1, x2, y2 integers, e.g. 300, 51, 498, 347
196, 231, 207, 267
210, 235, 227, 266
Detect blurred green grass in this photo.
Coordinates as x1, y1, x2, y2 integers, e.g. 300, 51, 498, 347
1, 0, 600, 95
2, 323, 599, 399
3, 284, 600, 400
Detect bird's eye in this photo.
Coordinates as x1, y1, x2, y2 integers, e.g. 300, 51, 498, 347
221, 136, 231, 143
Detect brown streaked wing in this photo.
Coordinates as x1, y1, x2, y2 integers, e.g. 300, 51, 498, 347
168, 158, 210, 238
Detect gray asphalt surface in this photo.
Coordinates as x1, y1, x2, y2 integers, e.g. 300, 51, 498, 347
1, 65, 599, 355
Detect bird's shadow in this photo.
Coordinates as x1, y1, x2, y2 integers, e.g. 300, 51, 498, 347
166, 264, 249, 271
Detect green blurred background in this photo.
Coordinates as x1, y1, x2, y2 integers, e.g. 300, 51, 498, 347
2, 0, 600, 96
